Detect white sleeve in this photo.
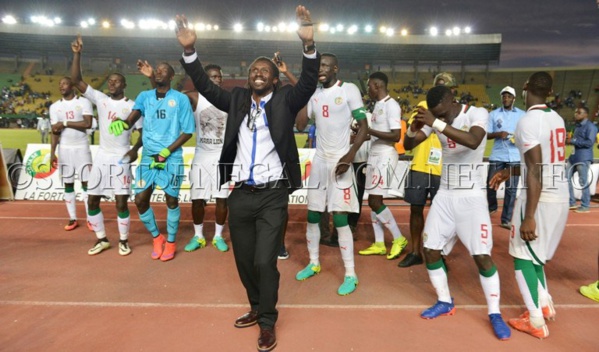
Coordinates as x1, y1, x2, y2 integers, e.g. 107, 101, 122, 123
386, 100, 402, 130
345, 83, 365, 112
82, 85, 107, 106
80, 97, 94, 116
49, 103, 59, 124
470, 107, 488, 131
515, 115, 539, 154
196, 93, 211, 112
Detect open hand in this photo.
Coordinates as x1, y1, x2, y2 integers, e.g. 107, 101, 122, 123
175, 15, 197, 52
295, 6, 314, 44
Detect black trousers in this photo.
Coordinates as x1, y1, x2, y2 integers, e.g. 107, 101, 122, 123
227, 184, 288, 329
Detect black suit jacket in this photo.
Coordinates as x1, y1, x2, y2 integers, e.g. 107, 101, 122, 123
180, 52, 320, 194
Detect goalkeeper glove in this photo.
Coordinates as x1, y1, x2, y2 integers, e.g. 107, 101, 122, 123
150, 148, 171, 170
108, 120, 129, 136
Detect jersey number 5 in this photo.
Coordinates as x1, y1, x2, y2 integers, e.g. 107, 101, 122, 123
549, 128, 566, 162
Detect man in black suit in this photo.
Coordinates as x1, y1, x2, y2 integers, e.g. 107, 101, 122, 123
176, 6, 319, 352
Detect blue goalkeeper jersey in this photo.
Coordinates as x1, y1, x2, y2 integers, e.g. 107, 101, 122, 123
133, 88, 195, 156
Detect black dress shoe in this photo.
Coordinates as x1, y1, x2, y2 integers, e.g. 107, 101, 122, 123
398, 253, 424, 268
257, 327, 277, 352
234, 310, 258, 328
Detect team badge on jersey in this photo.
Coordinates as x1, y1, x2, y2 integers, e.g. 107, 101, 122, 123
122, 108, 130, 115
138, 178, 146, 188
75, 105, 82, 111
168, 100, 176, 107
335, 97, 344, 105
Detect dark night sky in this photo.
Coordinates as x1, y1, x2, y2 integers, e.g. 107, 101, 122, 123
4, 0, 599, 68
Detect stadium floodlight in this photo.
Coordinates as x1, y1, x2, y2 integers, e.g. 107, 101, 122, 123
452, 26, 460, 36
88, 18, 96, 26
400, 28, 408, 36
429, 26, 438, 36
2, 15, 17, 25
80, 21, 89, 28
272, 26, 278, 32
379, 26, 387, 34
168, 20, 176, 30
336, 24, 344, 32
288, 22, 299, 32
318, 23, 329, 32
445, 29, 452, 36
264, 25, 271, 32
364, 25, 373, 33
277, 22, 286, 32
329, 28, 336, 34
101, 20, 111, 29
54, 17, 61, 24
121, 19, 135, 29
196, 22, 206, 31
213, 25, 219, 30
256, 22, 264, 32
347, 25, 358, 35
206, 24, 213, 30
464, 26, 471, 34
385, 28, 394, 36
233, 23, 243, 32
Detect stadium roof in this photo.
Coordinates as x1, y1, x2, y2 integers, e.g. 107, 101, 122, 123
0, 24, 501, 72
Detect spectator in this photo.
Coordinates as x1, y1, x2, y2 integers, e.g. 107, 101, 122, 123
567, 106, 597, 213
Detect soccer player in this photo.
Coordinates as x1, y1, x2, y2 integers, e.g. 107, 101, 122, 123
70, 35, 142, 256
490, 72, 569, 339
184, 64, 230, 253
49, 77, 93, 231
109, 62, 195, 262
404, 85, 511, 340
294, 53, 368, 296
358, 72, 408, 260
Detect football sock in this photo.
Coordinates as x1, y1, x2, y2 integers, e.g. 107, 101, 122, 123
166, 206, 180, 243
193, 223, 205, 239
64, 190, 77, 220
370, 211, 385, 243
337, 225, 355, 277
117, 210, 130, 241
306, 222, 320, 265
375, 205, 403, 240
479, 265, 501, 315
427, 259, 451, 303
139, 207, 160, 237
514, 258, 545, 328
214, 223, 224, 238
533, 263, 551, 307
87, 209, 105, 239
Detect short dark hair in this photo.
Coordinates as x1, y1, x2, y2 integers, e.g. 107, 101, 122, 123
427, 85, 453, 109
109, 73, 126, 85
578, 106, 590, 115
527, 72, 553, 98
158, 62, 175, 76
369, 71, 388, 87
204, 64, 222, 72
321, 53, 338, 66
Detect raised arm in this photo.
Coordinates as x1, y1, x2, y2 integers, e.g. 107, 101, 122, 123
176, 15, 231, 112
70, 34, 88, 93
137, 60, 157, 89
273, 52, 298, 86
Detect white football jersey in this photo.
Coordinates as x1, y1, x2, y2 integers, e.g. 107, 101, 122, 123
308, 80, 365, 161
83, 86, 140, 155
370, 95, 401, 154
193, 92, 227, 153
515, 104, 568, 202
422, 104, 488, 194
49, 96, 94, 147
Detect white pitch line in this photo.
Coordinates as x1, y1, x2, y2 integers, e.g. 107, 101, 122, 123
0, 300, 597, 310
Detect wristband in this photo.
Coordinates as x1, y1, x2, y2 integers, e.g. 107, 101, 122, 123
303, 42, 316, 53
432, 119, 447, 133
406, 128, 417, 138
63, 120, 68, 127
